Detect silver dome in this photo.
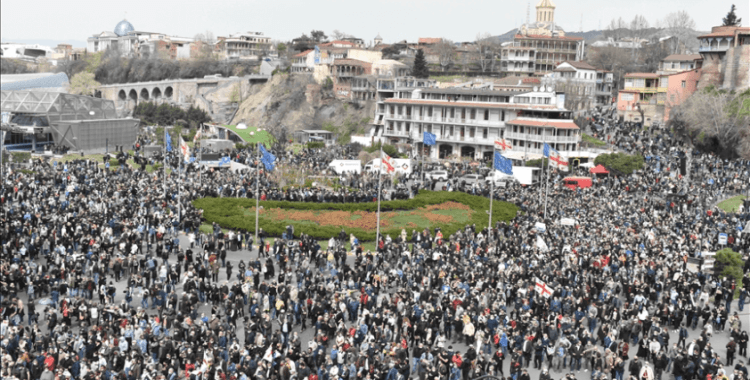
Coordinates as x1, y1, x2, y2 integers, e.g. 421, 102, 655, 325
114, 19, 134, 37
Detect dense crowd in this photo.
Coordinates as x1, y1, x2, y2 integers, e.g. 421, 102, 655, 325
1, 110, 749, 380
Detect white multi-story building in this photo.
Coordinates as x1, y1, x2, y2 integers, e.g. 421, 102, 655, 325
373, 84, 580, 161
216, 32, 272, 61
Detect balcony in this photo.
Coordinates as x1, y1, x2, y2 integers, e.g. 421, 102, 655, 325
383, 129, 410, 137
623, 87, 662, 94
505, 131, 580, 144
699, 46, 730, 53
503, 67, 535, 73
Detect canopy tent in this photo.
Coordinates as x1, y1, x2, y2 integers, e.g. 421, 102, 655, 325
590, 164, 609, 174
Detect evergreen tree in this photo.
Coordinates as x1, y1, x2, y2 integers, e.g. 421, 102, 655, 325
722, 4, 742, 26
413, 49, 429, 79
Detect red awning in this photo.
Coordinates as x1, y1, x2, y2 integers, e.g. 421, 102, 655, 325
589, 165, 609, 174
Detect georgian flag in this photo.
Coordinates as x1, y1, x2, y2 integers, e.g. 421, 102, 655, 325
535, 278, 554, 298
494, 138, 512, 151
382, 154, 396, 173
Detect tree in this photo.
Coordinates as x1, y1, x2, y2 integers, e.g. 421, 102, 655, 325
629, 15, 650, 43
56, 59, 87, 79
412, 49, 429, 78
475, 33, 498, 73
663, 11, 697, 53
604, 17, 628, 40
67, 72, 101, 96
669, 87, 750, 159
434, 39, 455, 72
1, 59, 35, 74
722, 4, 742, 26
291, 34, 315, 51
276, 42, 287, 55
310, 30, 328, 43
331, 30, 351, 41
380, 46, 400, 59
594, 152, 645, 174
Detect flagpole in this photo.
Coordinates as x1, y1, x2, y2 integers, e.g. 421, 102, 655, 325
489, 148, 494, 230
255, 142, 260, 247
376, 145, 383, 244
544, 142, 551, 220
421, 139, 425, 191
164, 129, 168, 201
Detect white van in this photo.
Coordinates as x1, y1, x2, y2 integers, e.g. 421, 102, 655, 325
328, 160, 362, 174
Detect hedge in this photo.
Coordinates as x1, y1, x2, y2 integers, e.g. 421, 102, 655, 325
193, 191, 518, 241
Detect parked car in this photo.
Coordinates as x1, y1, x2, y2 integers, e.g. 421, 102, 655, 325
459, 174, 484, 187
426, 170, 449, 181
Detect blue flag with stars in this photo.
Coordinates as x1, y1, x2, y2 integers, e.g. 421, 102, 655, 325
494, 152, 513, 175
165, 130, 173, 152
259, 144, 276, 171
543, 143, 551, 158
423, 131, 436, 146
218, 157, 231, 167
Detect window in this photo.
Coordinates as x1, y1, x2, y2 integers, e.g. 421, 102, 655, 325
484, 110, 489, 120
428, 107, 433, 117
470, 109, 476, 119
483, 128, 488, 139
681, 81, 686, 88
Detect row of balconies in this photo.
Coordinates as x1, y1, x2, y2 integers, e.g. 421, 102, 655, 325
382, 129, 498, 145
505, 131, 579, 143
386, 114, 503, 126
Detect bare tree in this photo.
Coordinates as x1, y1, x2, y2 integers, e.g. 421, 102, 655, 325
630, 15, 650, 40
331, 30, 352, 41
475, 33, 498, 73
605, 17, 628, 40
663, 11, 697, 53
434, 39, 455, 72
193, 31, 217, 59
669, 89, 750, 158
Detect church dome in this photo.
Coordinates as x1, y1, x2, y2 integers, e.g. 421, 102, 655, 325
114, 19, 134, 37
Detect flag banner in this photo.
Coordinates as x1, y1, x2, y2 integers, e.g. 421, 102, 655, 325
423, 131, 436, 146
493, 152, 513, 175
543, 143, 569, 170
494, 139, 512, 151
535, 278, 554, 298
543, 143, 551, 158
259, 144, 276, 171
382, 153, 396, 173
165, 130, 173, 152
218, 157, 231, 167
179, 136, 190, 162
193, 130, 202, 143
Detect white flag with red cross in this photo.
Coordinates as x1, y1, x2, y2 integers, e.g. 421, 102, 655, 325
494, 138, 512, 151
535, 278, 554, 298
382, 153, 396, 173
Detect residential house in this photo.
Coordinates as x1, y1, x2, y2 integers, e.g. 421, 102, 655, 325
616, 72, 666, 125
658, 54, 702, 74
544, 61, 598, 111
663, 69, 701, 121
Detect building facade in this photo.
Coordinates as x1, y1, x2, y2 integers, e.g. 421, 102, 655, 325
616, 72, 666, 125
373, 85, 578, 161
697, 25, 750, 90
87, 20, 194, 60
216, 32, 272, 61
500, 34, 585, 77
658, 54, 702, 74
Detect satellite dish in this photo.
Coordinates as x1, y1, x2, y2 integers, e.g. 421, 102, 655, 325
237, 123, 248, 130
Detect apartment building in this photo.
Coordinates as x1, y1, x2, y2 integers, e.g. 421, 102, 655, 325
504, 118, 580, 160
616, 72, 666, 125
658, 54, 702, 74
374, 85, 578, 161
216, 32, 272, 61
500, 34, 585, 77
697, 25, 750, 90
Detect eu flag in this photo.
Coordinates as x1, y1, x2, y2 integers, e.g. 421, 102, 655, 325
165, 130, 173, 152
423, 131, 436, 146
494, 152, 513, 175
259, 144, 276, 171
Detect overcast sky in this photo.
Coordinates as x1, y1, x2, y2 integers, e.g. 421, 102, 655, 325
2, 0, 748, 47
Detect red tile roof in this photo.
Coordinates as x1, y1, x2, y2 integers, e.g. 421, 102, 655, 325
514, 34, 583, 41
624, 72, 660, 79
506, 119, 580, 129
333, 58, 369, 66
697, 28, 750, 39
384, 98, 558, 110
294, 49, 313, 58
418, 38, 442, 44
319, 40, 357, 47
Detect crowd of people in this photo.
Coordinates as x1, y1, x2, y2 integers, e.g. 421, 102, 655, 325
1, 110, 749, 380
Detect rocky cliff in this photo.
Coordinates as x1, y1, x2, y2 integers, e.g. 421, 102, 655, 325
230, 73, 375, 142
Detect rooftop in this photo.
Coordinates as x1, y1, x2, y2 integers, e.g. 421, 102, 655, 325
420, 88, 525, 97
662, 54, 702, 62
418, 38, 442, 44
624, 72, 661, 79
514, 34, 583, 41
506, 118, 580, 129
560, 61, 597, 70
384, 98, 559, 110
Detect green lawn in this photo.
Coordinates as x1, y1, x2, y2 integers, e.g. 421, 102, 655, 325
224, 125, 274, 147
582, 133, 607, 146
717, 195, 746, 213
